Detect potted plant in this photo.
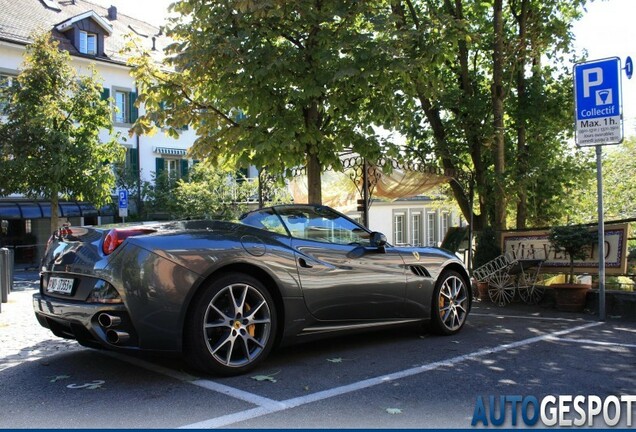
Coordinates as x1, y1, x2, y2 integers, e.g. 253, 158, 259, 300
548, 224, 598, 312
473, 227, 501, 300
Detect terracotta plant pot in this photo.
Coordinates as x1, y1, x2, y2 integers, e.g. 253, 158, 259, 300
551, 283, 591, 312
477, 282, 490, 301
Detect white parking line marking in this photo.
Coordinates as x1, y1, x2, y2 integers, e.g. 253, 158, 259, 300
547, 336, 636, 349
471, 312, 595, 323
101, 351, 284, 409
180, 321, 602, 429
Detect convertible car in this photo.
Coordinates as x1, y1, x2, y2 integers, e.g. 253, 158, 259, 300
34, 204, 471, 376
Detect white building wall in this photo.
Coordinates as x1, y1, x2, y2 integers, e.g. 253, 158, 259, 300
353, 200, 462, 247
1, 40, 198, 188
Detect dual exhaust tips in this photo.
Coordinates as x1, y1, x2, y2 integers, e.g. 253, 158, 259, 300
97, 313, 130, 344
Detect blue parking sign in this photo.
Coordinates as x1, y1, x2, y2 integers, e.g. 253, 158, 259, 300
118, 190, 128, 209
574, 57, 623, 146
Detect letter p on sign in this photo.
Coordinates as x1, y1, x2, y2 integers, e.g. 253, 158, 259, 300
583, 67, 603, 97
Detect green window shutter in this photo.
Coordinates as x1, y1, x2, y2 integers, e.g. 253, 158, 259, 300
180, 159, 189, 179
101, 87, 110, 101
155, 157, 165, 175
129, 92, 138, 122
127, 148, 139, 174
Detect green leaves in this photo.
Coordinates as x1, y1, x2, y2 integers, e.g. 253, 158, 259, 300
0, 32, 123, 234
127, 1, 400, 202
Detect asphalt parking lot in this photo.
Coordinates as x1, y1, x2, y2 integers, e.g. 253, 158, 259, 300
1, 272, 635, 429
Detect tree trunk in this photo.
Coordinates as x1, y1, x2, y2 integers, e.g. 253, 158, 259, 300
50, 193, 59, 236
306, 151, 322, 204
492, 0, 507, 238
515, 0, 529, 229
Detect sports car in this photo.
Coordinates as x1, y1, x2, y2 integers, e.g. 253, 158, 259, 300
34, 204, 471, 376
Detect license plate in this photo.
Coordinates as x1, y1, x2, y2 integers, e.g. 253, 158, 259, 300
47, 277, 75, 294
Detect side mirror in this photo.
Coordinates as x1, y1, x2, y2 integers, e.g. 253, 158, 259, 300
370, 231, 387, 248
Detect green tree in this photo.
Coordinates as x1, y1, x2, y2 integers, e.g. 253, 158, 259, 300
548, 224, 597, 283
380, 0, 591, 233
566, 138, 636, 223
127, 0, 398, 205
0, 33, 124, 234
174, 162, 292, 220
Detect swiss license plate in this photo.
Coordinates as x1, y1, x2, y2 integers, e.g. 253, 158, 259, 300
47, 277, 74, 294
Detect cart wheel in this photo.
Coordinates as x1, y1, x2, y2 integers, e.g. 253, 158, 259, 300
488, 272, 515, 306
517, 270, 544, 304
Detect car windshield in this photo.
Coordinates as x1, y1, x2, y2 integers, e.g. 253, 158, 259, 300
240, 206, 371, 246
276, 206, 371, 246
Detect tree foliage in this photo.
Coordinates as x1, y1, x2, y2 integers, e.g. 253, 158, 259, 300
128, 0, 399, 205
548, 224, 597, 283
0, 33, 124, 233
564, 138, 636, 223
128, 0, 592, 231
378, 0, 592, 233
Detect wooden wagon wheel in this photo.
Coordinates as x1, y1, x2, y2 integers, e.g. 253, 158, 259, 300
487, 271, 516, 306
517, 269, 544, 304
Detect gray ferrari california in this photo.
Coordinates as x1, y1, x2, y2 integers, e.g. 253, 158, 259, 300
34, 204, 471, 376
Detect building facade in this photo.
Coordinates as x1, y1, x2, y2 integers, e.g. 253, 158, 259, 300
0, 0, 197, 264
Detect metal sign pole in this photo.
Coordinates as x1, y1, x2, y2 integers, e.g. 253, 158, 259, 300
596, 145, 606, 321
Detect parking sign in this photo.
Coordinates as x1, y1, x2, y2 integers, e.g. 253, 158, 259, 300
118, 190, 128, 218
574, 57, 623, 146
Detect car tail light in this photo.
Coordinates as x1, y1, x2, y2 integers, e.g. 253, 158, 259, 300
102, 228, 156, 255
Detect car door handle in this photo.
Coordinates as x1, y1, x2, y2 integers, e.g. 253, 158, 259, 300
298, 258, 313, 268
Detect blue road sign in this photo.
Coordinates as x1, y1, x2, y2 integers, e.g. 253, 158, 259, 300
118, 190, 128, 209
626, 56, 633, 80
574, 57, 623, 146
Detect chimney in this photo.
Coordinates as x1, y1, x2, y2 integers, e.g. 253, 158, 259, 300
151, 36, 156, 51
108, 5, 117, 20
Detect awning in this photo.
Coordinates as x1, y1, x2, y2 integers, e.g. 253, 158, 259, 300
0, 201, 109, 220
154, 146, 187, 156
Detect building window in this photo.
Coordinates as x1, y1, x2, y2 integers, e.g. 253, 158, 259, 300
441, 212, 452, 241
427, 212, 436, 246
79, 31, 97, 55
0, 74, 15, 111
156, 157, 189, 181
114, 90, 128, 123
113, 89, 138, 124
393, 212, 406, 245
411, 212, 422, 246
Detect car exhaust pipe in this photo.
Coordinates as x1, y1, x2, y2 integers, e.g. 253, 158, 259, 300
106, 329, 130, 344
98, 313, 121, 328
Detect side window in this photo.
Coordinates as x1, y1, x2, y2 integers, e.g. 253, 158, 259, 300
240, 209, 287, 235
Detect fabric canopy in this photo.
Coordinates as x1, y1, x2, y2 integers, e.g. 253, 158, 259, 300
290, 159, 452, 212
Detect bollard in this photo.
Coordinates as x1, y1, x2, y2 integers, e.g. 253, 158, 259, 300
0, 248, 8, 305
0, 248, 13, 303
0, 249, 3, 311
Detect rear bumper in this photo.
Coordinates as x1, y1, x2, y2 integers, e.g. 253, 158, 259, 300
33, 293, 139, 350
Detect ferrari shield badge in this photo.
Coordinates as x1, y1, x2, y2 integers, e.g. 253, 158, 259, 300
412, 251, 420, 261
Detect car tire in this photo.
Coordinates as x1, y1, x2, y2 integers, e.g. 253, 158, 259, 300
430, 270, 470, 335
184, 272, 277, 376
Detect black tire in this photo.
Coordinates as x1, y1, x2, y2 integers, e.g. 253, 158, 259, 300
430, 270, 470, 335
184, 272, 277, 376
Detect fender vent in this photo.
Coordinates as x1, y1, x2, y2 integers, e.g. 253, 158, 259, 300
409, 265, 431, 278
